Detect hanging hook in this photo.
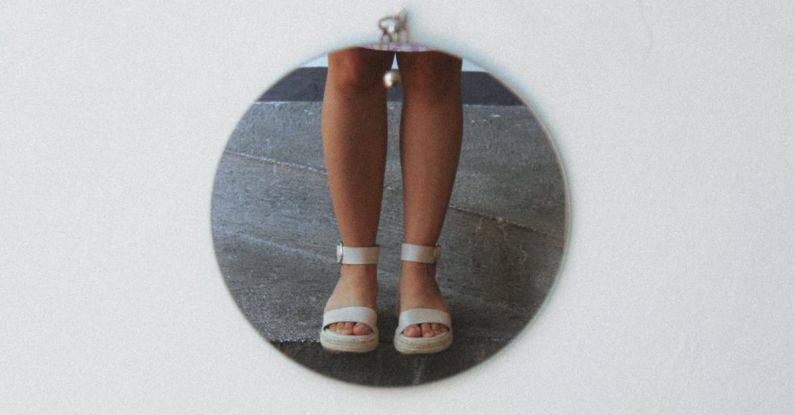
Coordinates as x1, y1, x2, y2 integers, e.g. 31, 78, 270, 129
378, 9, 408, 88
378, 8, 408, 47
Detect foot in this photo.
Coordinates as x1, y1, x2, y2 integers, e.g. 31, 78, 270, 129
323, 264, 378, 335
398, 261, 450, 338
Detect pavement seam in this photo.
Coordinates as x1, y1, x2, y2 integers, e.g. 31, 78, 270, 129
252, 100, 535, 111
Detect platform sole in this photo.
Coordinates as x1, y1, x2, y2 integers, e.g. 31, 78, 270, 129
319, 329, 379, 353
393, 330, 453, 355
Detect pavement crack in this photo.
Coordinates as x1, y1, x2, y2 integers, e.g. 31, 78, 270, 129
224, 150, 327, 175
214, 225, 330, 263
448, 202, 564, 242
222, 150, 564, 242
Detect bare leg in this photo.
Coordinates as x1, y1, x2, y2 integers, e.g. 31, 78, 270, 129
395, 51, 463, 338
321, 48, 394, 335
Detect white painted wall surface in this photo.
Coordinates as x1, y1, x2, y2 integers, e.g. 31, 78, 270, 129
1, 1, 793, 413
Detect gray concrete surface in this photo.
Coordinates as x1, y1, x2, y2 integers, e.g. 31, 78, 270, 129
212, 101, 566, 386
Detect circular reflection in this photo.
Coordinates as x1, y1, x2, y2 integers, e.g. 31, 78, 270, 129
211, 45, 567, 386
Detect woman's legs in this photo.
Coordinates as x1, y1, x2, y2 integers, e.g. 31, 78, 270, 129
395, 51, 463, 338
321, 48, 395, 335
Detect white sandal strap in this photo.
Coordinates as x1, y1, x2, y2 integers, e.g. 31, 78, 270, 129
396, 308, 451, 334
336, 243, 380, 264
400, 243, 441, 264
322, 306, 377, 330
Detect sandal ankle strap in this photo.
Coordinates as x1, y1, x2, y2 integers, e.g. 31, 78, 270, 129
400, 242, 441, 264
336, 242, 380, 264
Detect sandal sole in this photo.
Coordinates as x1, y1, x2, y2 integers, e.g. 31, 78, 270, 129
320, 329, 379, 353
393, 330, 453, 355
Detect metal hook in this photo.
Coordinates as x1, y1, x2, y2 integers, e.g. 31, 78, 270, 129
378, 9, 408, 88
378, 8, 408, 47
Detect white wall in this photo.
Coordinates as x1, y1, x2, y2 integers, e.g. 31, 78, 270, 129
1, 1, 793, 413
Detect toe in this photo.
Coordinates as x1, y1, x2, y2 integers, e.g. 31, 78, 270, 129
352, 322, 372, 335
328, 323, 337, 332
421, 323, 434, 337
339, 322, 354, 335
431, 323, 442, 335
403, 324, 421, 338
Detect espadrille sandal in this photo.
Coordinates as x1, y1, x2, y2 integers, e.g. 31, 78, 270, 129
319, 243, 380, 353
394, 242, 453, 354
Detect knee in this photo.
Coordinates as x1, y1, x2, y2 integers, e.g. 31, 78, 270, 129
400, 54, 462, 99
326, 49, 389, 95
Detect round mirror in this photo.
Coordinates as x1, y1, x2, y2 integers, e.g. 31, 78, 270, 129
211, 44, 567, 386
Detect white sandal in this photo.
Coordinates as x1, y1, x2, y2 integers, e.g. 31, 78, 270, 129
393, 242, 453, 354
319, 243, 380, 353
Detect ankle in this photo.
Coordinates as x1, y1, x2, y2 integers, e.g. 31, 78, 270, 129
340, 264, 378, 279
400, 261, 436, 279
